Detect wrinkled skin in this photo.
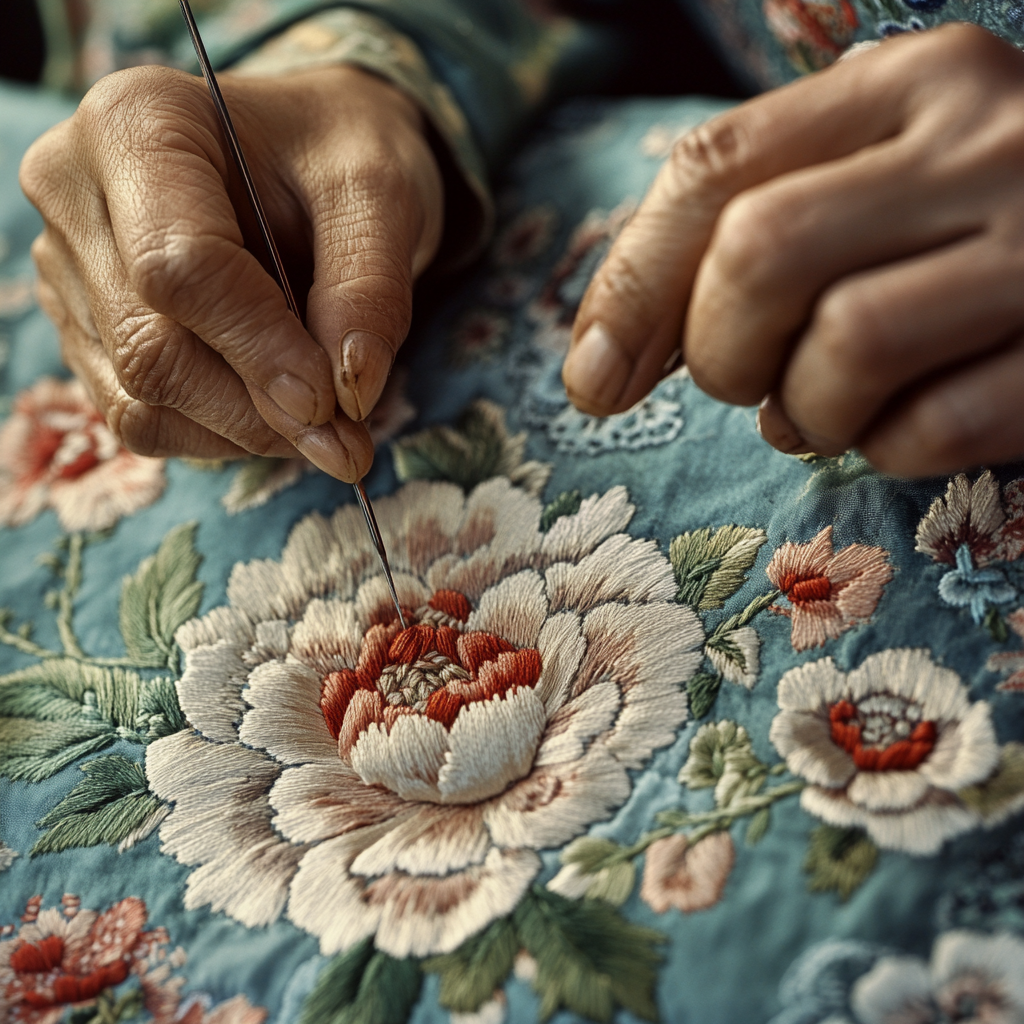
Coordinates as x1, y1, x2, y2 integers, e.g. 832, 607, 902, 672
564, 24, 1024, 477
21, 63, 443, 481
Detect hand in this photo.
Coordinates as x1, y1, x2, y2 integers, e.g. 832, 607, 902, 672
21, 63, 444, 481
563, 24, 1024, 477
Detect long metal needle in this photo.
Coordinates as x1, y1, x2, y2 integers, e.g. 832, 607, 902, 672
178, 0, 406, 629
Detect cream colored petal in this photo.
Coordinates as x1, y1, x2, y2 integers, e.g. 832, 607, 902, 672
539, 487, 634, 564
239, 660, 336, 764
349, 715, 447, 802
485, 744, 630, 849
290, 599, 363, 675
546, 861, 593, 900
176, 606, 255, 652
350, 804, 490, 877
545, 535, 675, 614
534, 612, 586, 713
353, 572, 431, 627
466, 569, 548, 648
226, 557, 299, 624
279, 510, 350, 605
847, 648, 969, 722
931, 931, 1024, 1007
769, 710, 856, 788
438, 688, 548, 804
846, 770, 930, 811
176, 641, 251, 743
370, 479, 465, 578
775, 657, 847, 713
535, 681, 621, 767
326, 502, 379, 598
706, 626, 760, 690
918, 702, 999, 790
789, 604, 844, 651
371, 847, 540, 958
575, 603, 702, 769
146, 732, 299, 927
800, 786, 979, 855
270, 762, 411, 843
850, 957, 933, 1024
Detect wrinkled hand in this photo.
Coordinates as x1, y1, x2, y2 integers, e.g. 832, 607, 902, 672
564, 24, 1024, 476
21, 63, 443, 481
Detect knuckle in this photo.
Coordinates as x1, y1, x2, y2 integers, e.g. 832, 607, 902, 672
812, 286, 893, 381
129, 231, 235, 317
668, 115, 748, 194
105, 395, 164, 458
19, 126, 72, 214
109, 314, 187, 406
712, 190, 796, 291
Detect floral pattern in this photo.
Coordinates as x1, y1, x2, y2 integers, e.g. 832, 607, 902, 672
0, 379, 165, 532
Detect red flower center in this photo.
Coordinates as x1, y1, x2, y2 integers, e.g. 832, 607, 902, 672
25, 413, 107, 484
9, 935, 130, 1009
829, 699, 937, 771
320, 589, 543, 740
779, 572, 832, 605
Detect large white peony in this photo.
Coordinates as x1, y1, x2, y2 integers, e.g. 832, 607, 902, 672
146, 479, 703, 958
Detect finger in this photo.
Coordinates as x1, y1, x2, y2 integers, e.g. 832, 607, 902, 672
777, 233, 1024, 453
298, 74, 444, 421
74, 69, 338, 433
562, 24, 1006, 416
860, 338, 1024, 476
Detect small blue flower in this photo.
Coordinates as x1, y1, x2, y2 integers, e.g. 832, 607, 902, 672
937, 544, 1016, 624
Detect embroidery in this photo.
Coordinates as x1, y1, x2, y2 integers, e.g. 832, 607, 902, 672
0, 378, 165, 532
0, 895, 266, 1024
762, 0, 858, 73
769, 648, 1024, 855
766, 525, 892, 650
936, 829, 1024, 932
769, 930, 1024, 1024
145, 479, 704, 962
988, 608, 1024, 690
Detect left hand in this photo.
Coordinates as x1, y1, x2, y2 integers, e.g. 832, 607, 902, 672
563, 23, 1024, 476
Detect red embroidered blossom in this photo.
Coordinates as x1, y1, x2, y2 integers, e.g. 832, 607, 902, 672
988, 608, 1024, 692
766, 526, 892, 651
0, 378, 164, 532
763, 0, 858, 73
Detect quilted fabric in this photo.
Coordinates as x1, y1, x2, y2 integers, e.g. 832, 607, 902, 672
2, 84, 1023, 1024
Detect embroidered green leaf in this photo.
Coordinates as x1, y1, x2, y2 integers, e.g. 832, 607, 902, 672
709, 590, 780, 641
0, 719, 114, 782
300, 940, 422, 1024
137, 675, 187, 739
705, 632, 744, 670
686, 671, 722, 721
31, 755, 163, 856
958, 742, 1024, 822
120, 523, 204, 668
392, 400, 551, 495
804, 824, 878, 901
584, 861, 636, 906
552, 838, 636, 906
513, 887, 663, 1023
680, 720, 771, 811
984, 606, 1009, 643
423, 916, 517, 1013
745, 807, 771, 846
222, 457, 306, 514
560, 836, 621, 874
540, 490, 582, 533
669, 526, 767, 610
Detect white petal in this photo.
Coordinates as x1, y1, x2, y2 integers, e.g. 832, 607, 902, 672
769, 710, 856, 788
349, 716, 448, 802
290, 599, 363, 675
706, 626, 760, 690
353, 572, 431, 627
545, 535, 676, 614
146, 732, 299, 927
439, 688, 548, 803
239, 660, 336, 764
372, 847, 540, 958
350, 804, 490, 876
534, 612, 586, 713
546, 861, 593, 900
539, 486, 634, 565
800, 786, 979, 855
227, 556, 298, 624
850, 956, 933, 1024
846, 770, 930, 811
485, 744, 630, 849
467, 570, 548, 649
376, 479, 466, 578
848, 648, 969, 723
918, 701, 999, 790
535, 681, 621, 767
930, 931, 1024, 1008
177, 641, 251, 743
776, 658, 847, 714
269, 761, 410, 843
451, 995, 507, 1024
176, 606, 255, 653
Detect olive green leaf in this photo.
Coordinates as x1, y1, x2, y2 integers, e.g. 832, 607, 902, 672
120, 522, 204, 668
804, 824, 878, 901
222, 457, 306, 515
32, 755, 165, 856
422, 916, 518, 1013
686, 672, 722, 721
669, 525, 767, 610
958, 742, 1024, 822
300, 940, 422, 1024
551, 838, 637, 906
392, 400, 551, 495
513, 887, 664, 1023
540, 490, 582, 533
0, 718, 114, 783
745, 807, 771, 846
680, 720, 770, 809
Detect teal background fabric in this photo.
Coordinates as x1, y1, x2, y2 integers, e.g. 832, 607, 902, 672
2, 81, 1024, 1024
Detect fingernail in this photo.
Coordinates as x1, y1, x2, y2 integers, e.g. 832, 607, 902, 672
756, 394, 815, 455
294, 425, 358, 482
563, 322, 631, 414
265, 373, 318, 426
337, 331, 394, 421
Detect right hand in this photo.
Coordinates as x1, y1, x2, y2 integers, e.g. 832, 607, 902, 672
20, 62, 444, 481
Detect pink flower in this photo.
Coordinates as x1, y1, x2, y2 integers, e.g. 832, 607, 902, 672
640, 831, 735, 914
766, 526, 892, 651
0, 378, 164, 532
988, 608, 1024, 692
492, 206, 557, 267
763, 0, 858, 73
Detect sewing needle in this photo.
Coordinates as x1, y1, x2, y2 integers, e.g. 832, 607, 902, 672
178, 0, 407, 630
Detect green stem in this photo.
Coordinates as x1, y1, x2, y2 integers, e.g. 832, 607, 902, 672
56, 533, 87, 659
0, 621, 56, 659
709, 589, 780, 641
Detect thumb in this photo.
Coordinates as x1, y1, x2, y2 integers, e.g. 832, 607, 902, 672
304, 140, 444, 422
